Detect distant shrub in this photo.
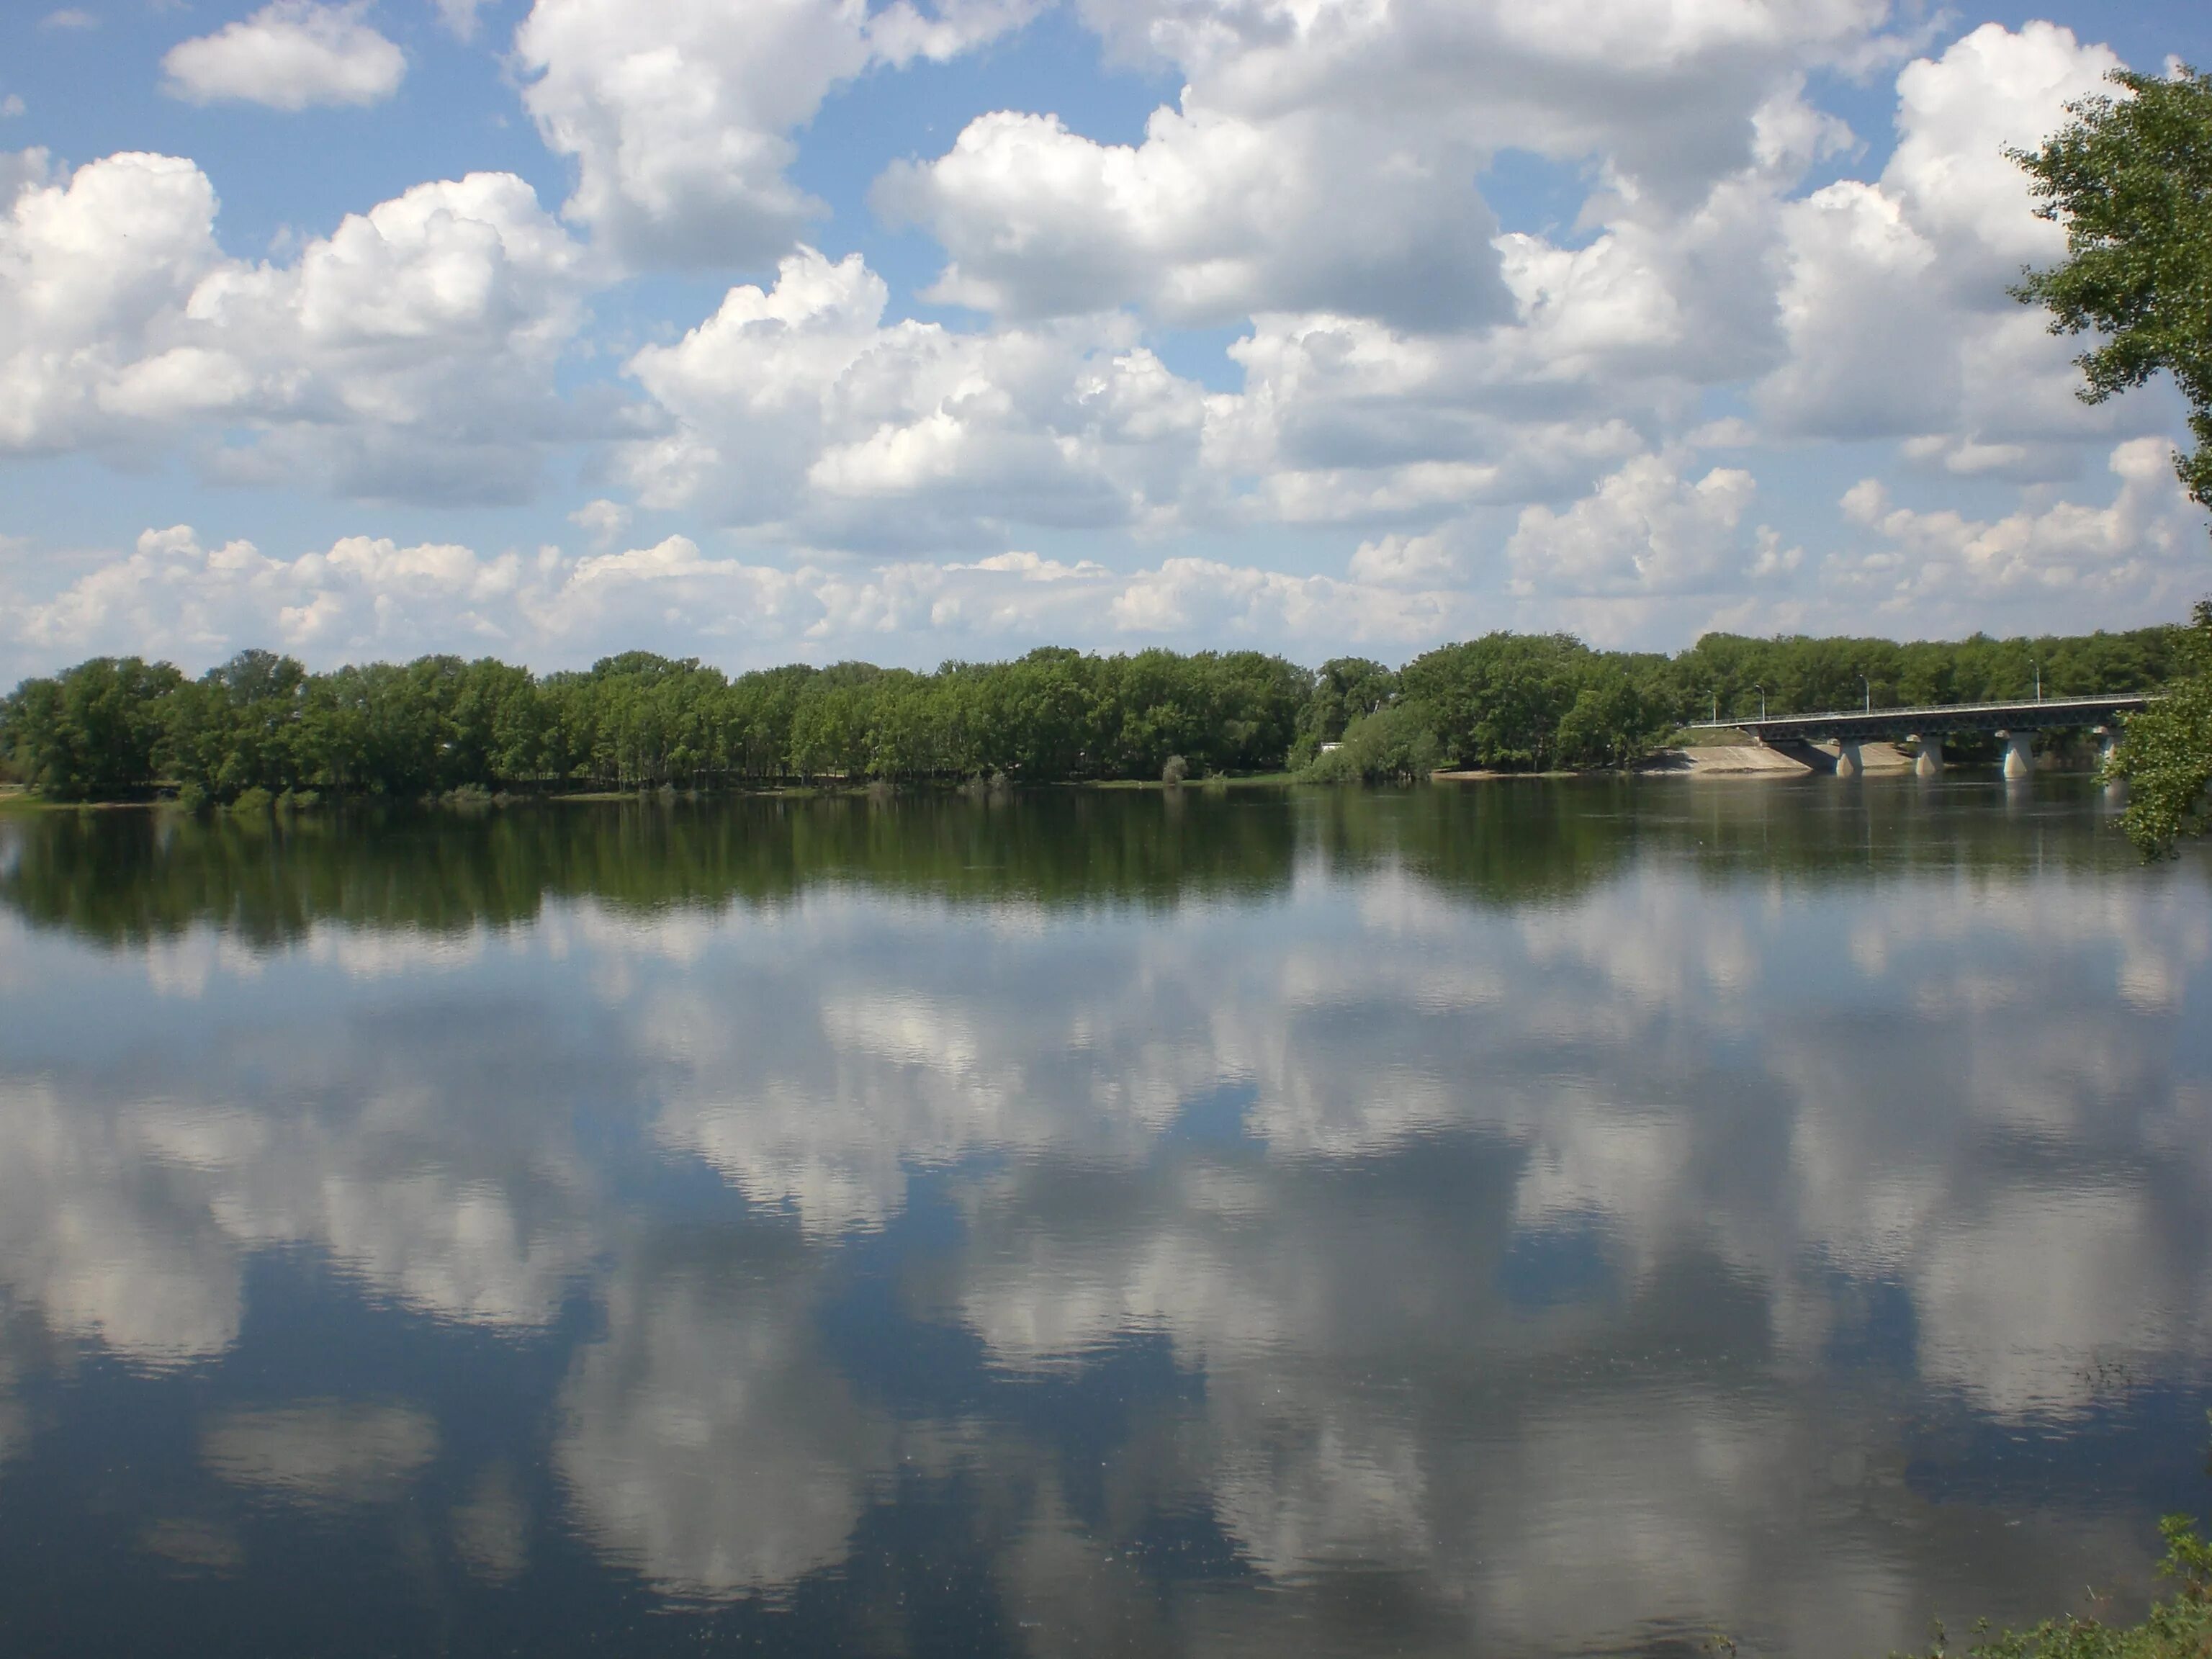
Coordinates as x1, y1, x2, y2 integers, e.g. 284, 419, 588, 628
172, 781, 207, 814
1161, 755, 1189, 786
229, 786, 274, 814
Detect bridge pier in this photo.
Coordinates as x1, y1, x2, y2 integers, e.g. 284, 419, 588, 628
2097, 725, 2126, 801
1912, 735, 1944, 777
1834, 739, 1864, 778
2000, 730, 2034, 780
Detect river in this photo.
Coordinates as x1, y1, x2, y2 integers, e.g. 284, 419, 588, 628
0, 777, 2207, 1657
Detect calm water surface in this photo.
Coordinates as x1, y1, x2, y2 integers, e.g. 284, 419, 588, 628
1, 778, 2208, 1658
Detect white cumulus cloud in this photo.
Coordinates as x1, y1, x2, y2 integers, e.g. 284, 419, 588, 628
513, 0, 1038, 270
1828, 437, 2210, 628
9, 524, 528, 667
621, 246, 1209, 547
875, 103, 1512, 330
0, 150, 223, 453
883, 0, 1891, 329
161, 1, 407, 111
2, 11, 2206, 662
0, 153, 595, 499
1509, 455, 1761, 598
1758, 22, 2128, 461
1, 523, 1483, 683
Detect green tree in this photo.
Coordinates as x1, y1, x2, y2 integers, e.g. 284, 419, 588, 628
1292, 657, 1398, 767
1554, 677, 1672, 768
2010, 64, 2212, 508
2109, 601, 2212, 855
2013, 66, 2212, 849
0, 657, 184, 798
156, 649, 313, 800
1402, 634, 1594, 770
1301, 703, 1440, 784
788, 678, 871, 781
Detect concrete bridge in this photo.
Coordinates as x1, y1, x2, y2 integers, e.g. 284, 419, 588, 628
1687, 693, 2151, 778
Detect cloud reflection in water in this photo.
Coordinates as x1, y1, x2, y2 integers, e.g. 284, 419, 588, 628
0, 787, 2203, 1654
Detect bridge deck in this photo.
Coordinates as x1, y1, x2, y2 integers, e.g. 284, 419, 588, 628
1688, 693, 2150, 744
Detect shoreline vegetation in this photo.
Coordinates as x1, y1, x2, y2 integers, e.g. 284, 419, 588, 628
0, 624, 2185, 811
1889, 1511, 2211, 1659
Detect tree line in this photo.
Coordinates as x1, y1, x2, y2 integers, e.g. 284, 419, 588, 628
0, 624, 2185, 804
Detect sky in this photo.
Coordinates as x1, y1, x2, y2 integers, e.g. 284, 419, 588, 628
1, 0, 2208, 682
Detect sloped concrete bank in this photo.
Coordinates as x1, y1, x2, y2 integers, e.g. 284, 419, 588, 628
1645, 741, 1915, 776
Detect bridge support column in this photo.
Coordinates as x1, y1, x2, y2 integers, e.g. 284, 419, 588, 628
1913, 736, 1944, 777
2000, 730, 2034, 780
1834, 739, 1863, 778
2097, 726, 2126, 801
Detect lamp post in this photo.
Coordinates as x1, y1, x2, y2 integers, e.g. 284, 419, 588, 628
1753, 683, 1766, 719
2032, 659, 2041, 701
1859, 674, 1871, 712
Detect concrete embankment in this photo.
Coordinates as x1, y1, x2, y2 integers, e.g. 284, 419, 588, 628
1650, 740, 1915, 776
1431, 742, 1916, 781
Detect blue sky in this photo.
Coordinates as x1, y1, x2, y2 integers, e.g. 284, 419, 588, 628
1, 0, 2208, 680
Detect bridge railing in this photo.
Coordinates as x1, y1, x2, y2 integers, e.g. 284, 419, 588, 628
1686, 693, 2150, 732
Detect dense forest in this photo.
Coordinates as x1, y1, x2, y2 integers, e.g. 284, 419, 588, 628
0, 624, 2185, 803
